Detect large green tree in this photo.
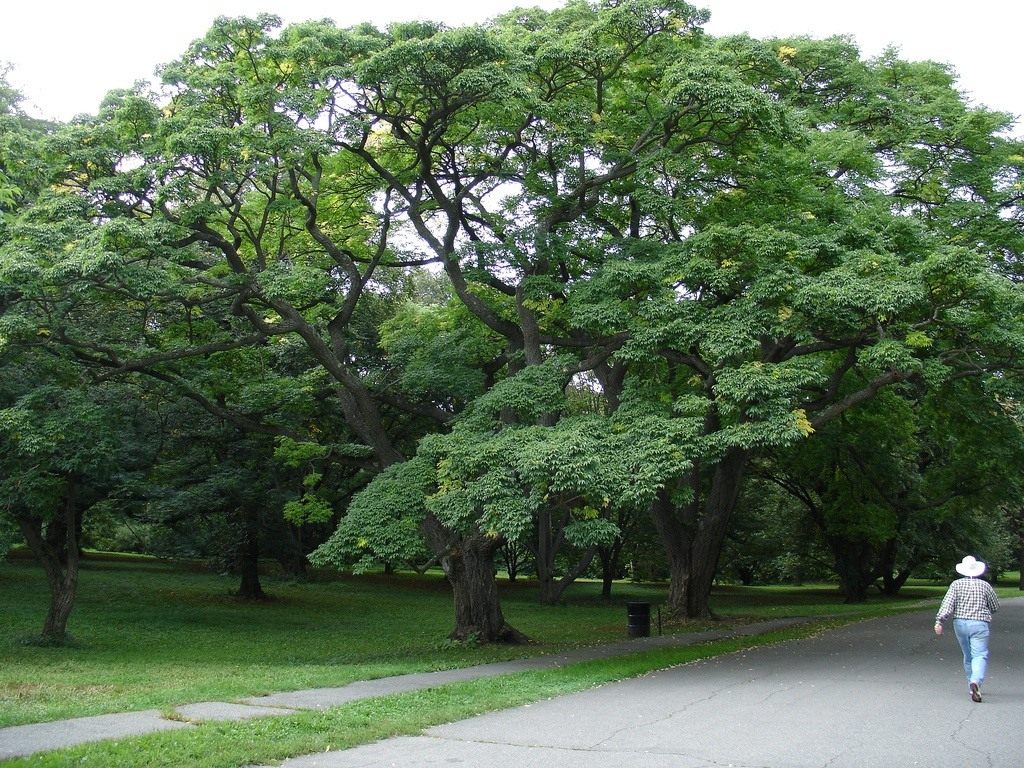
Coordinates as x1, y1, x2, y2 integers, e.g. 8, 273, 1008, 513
0, 355, 161, 643
173, 5, 1024, 625
315, 5, 1023, 620
761, 383, 1023, 602
3, 2, 1022, 641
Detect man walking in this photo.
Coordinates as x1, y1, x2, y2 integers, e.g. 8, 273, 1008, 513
934, 555, 1000, 702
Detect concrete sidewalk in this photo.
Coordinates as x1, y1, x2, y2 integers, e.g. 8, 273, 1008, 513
0, 616, 808, 761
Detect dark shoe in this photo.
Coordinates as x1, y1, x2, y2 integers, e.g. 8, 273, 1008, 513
970, 682, 982, 703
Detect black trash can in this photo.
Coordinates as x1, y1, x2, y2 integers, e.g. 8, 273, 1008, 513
626, 601, 651, 638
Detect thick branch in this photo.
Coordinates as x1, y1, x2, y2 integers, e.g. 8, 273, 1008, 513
809, 369, 909, 429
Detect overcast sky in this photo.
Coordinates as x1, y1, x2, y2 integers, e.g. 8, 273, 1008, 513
2, 0, 1021, 133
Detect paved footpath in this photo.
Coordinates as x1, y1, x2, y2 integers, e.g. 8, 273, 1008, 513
255, 598, 1024, 768
0, 616, 806, 761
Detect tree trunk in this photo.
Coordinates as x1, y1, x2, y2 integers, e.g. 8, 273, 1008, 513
42, 504, 83, 564
600, 553, 615, 601
17, 490, 81, 645
534, 506, 557, 603
652, 449, 750, 619
235, 508, 267, 599
533, 505, 597, 604
598, 538, 625, 601
879, 568, 912, 595
877, 538, 915, 596
829, 539, 877, 603
421, 515, 527, 644
1016, 544, 1023, 590
876, 536, 921, 596
686, 449, 749, 618
275, 524, 309, 580
538, 546, 597, 605
500, 541, 528, 582
444, 533, 527, 644
735, 564, 756, 586
650, 487, 694, 616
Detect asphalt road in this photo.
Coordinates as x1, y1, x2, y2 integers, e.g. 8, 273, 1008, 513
264, 597, 1023, 768
0, 618, 807, 760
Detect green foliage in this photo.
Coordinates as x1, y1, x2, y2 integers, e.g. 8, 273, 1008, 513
274, 437, 329, 467
466, 359, 570, 425
282, 494, 334, 526
720, 479, 834, 587
310, 456, 434, 572
1, 1, 1022, 630
0, 386, 123, 473
0, 371, 152, 534
0, 514, 19, 559
0, 68, 51, 235
378, 298, 502, 405
420, 389, 698, 545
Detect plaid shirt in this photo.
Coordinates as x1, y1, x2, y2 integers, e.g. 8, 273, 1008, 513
935, 577, 1000, 624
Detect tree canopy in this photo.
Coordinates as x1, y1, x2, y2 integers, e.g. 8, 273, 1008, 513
1, 1, 1022, 642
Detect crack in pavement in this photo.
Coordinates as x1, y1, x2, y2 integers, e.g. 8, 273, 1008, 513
421, 732, 768, 768
949, 708, 995, 768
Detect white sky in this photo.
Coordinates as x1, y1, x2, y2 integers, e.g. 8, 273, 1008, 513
1, 0, 1021, 133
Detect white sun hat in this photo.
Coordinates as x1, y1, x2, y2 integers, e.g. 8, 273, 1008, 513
955, 555, 987, 578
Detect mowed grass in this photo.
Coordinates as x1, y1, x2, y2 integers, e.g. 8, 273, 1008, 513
2, 554, 1017, 767
2, 555, 674, 727
1, 553, 985, 729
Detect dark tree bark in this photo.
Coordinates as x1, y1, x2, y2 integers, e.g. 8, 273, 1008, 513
598, 534, 626, 601
1012, 508, 1024, 591
16, 489, 81, 644
234, 507, 267, 600
1017, 541, 1024, 591
538, 546, 597, 605
500, 540, 530, 582
877, 539, 916, 596
273, 525, 309, 580
42, 504, 83, 564
652, 448, 751, 619
422, 516, 527, 644
879, 569, 912, 596
829, 540, 878, 603
532, 506, 598, 605
594, 364, 632, 603
650, 486, 693, 617
686, 448, 749, 617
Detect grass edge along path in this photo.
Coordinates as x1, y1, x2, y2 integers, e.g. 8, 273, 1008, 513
2, 615, 893, 768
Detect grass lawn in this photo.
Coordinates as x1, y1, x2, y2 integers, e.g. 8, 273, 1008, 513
1, 554, 1018, 767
